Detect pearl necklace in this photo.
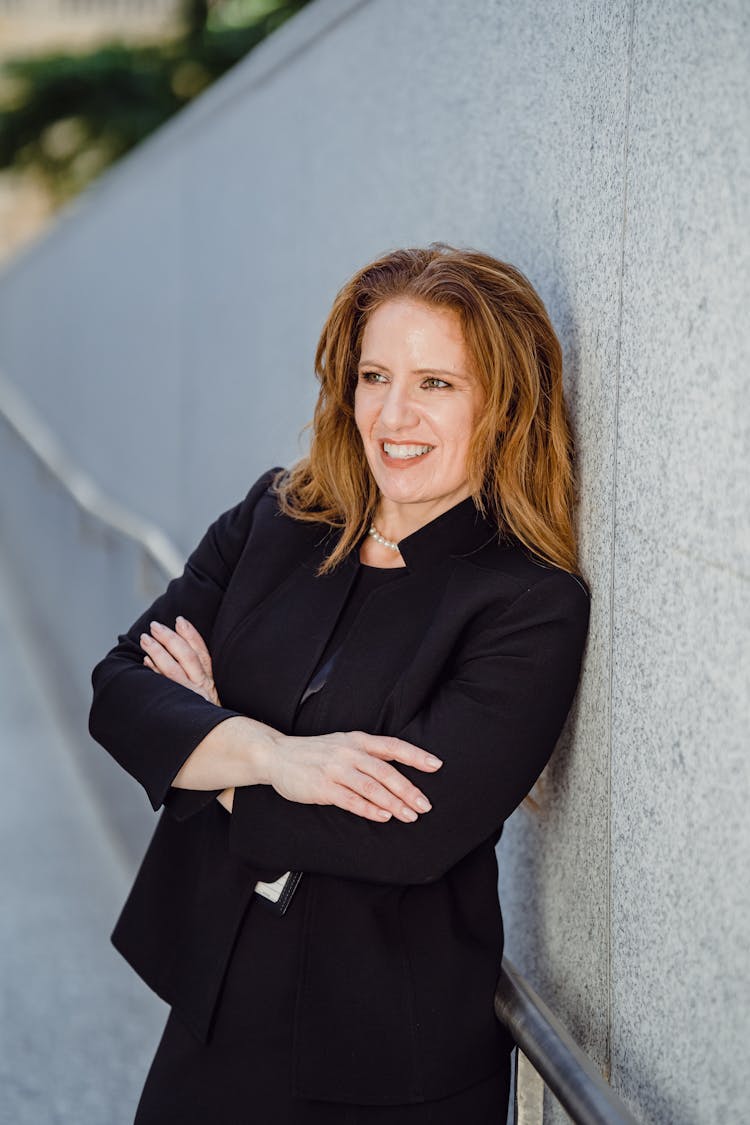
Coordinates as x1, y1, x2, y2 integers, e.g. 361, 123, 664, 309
368, 523, 400, 552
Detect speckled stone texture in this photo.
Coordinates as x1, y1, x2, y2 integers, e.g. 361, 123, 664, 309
608, 2, 750, 1122
0, 1, 746, 1123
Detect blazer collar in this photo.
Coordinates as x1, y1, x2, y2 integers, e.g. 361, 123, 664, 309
217, 491, 504, 736
339, 494, 502, 573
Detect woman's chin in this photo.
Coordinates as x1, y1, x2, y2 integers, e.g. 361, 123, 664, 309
371, 473, 429, 500
369, 459, 437, 495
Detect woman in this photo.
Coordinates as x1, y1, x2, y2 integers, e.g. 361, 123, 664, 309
88, 243, 591, 1123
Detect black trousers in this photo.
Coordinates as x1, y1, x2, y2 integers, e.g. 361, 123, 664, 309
134, 1012, 511, 1124
133, 879, 512, 1124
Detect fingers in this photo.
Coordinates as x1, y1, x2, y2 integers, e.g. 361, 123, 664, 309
352, 731, 444, 773
352, 757, 434, 820
139, 619, 220, 704
139, 620, 204, 687
320, 733, 442, 822
340, 767, 429, 823
331, 787, 398, 823
174, 615, 213, 679
342, 732, 444, 821
139, 628, 189, 685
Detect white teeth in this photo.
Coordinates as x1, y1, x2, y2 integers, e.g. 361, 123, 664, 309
383, 442, 434, 459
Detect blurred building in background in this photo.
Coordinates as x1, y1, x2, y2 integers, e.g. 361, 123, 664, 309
0, 0, 180, 54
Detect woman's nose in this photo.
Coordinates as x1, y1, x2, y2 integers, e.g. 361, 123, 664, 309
379, 384, 420, 430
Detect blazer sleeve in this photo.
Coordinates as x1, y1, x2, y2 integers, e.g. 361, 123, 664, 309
87, 466, 283, 821
225, 569, 591, 884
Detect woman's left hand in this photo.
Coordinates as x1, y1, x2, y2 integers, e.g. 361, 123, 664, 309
139, 615, 222, 706
140, 615, 235, 811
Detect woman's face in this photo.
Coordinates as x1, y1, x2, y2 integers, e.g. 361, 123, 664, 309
354, 298, 485, 525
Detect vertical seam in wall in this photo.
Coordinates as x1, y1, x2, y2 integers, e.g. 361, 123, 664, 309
609, 0, 637, 1088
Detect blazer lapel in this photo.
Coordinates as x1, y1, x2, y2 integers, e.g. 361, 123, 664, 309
213, 526, 360, 735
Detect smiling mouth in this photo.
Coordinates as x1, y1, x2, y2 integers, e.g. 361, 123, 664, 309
381, 441, 435, 460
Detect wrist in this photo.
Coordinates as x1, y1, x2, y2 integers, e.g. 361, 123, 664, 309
239, 717, 282, 787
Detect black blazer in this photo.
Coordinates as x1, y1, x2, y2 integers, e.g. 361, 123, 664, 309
88, 465, 591, 1106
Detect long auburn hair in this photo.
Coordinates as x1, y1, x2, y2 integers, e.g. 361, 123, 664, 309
270, 241, 583, 580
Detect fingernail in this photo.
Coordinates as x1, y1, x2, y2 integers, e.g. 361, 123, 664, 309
377, 810, 391, 820
140, 633, 152, 644
176, 615, 185, 625
150, 620, 163, 631
416, 797, 431, 812
426, 756, 442, 768
402, 807, 418, 821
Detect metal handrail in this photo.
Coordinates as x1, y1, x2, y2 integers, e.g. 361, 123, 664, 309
496, 956, 640, 1124
0, 368, 183, 578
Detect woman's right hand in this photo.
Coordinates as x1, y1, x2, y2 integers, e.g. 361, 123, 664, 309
263, 731, 443, 823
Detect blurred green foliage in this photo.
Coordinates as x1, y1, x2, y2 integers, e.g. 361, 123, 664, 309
0, 0, 311, 203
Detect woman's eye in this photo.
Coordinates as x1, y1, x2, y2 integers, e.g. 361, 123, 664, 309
358, 371, 449, 389
359, 371, 387, 383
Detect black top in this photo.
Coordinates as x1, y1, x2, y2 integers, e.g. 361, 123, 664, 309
296, 561, 410, 713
